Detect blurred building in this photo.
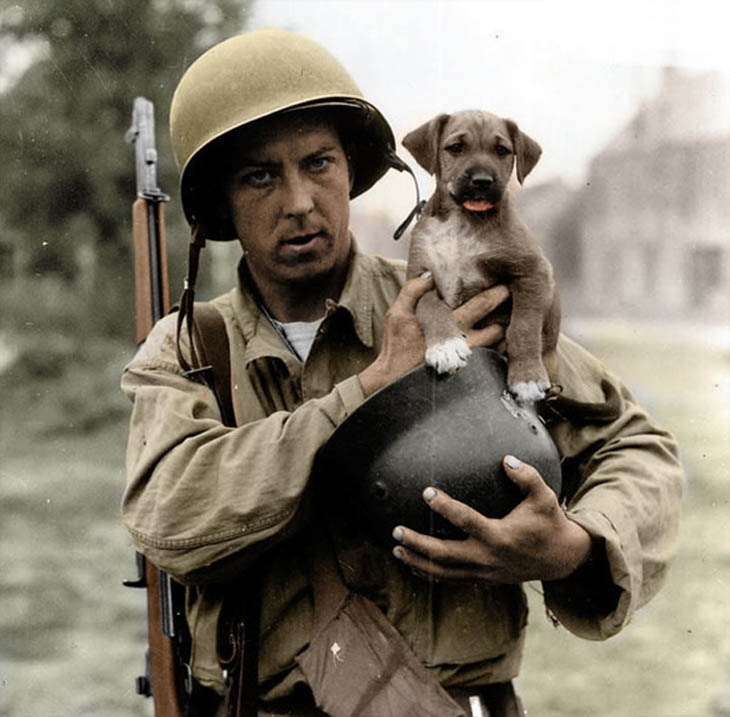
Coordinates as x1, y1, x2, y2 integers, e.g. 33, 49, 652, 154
520, 67, 730, 320
350, 207, 409, 262
515, 179, 584, 309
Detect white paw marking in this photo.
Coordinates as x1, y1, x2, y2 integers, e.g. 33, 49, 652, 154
510, 380, 549, 404
425, 337, 472, 374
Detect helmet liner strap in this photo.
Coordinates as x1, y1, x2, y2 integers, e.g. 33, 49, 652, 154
176, 223, 207, 374
389, 151, 426, 240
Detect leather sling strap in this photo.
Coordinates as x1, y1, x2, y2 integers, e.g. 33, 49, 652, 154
189, 302, 236, 429
184, 302, 259, 717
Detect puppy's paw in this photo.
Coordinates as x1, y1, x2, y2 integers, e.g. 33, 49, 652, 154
509, 380, 550, 404
425, 337, 472, 374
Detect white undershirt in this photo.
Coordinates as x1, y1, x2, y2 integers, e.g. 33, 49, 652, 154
272, 318, 323, 362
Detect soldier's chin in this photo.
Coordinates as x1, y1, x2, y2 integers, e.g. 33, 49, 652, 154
277, 254, 335, 284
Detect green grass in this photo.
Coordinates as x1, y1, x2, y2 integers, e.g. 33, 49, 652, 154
0, 334, 150, 717
519, 320, 730, 717
0, 422, 151, 716
0, 321, 727, 715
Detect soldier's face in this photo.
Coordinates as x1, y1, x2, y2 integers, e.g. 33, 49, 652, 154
224, 115, 353, 295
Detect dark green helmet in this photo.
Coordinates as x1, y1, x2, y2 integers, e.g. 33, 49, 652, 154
314, 348, 562, 544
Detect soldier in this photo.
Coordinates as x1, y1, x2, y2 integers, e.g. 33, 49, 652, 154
122, 28, 683, 717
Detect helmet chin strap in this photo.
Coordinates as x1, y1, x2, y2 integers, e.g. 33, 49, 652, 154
175, 222, 207, 375
387, 150, 426, 240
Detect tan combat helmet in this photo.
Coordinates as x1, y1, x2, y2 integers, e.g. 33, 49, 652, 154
169, 28, 413, 377
169, 27, 397, 241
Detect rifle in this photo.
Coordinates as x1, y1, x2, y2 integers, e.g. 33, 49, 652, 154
124, 96, 191, 716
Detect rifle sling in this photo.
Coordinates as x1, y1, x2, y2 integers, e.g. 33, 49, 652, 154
189, 303, 236, 429
184, 302, 260, 717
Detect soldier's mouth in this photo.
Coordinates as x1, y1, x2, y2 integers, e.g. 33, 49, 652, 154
282, 231, 323, 246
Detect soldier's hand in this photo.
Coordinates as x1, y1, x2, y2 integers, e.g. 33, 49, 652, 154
391, 455, 592, 584
359, 279, 511, 396
454, 283, 509, 352
358, 274, 432, 396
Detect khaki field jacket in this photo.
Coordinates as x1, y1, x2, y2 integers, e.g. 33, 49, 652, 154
121, 250, 683, 699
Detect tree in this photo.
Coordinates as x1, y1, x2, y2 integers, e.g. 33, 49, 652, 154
0, 0, 252, 336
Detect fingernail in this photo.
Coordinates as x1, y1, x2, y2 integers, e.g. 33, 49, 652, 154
504, 455, 521, 469
393, 547, 404, 560
419, 270, 432, 279
392, 526, 404, 542
423, 487, 437, 502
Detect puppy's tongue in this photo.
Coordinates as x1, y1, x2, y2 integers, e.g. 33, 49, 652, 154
463, 200, 493, 212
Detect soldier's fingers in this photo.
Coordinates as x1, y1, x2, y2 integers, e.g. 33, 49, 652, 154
420, 487, 497, 542
453, 284, 510, 328
392, 546, 503, 584
393, 274, 434, 312
464, 322, 505, 349
392, 524, 467, 564
393, 547, 459, 579
502, 455, 549, 498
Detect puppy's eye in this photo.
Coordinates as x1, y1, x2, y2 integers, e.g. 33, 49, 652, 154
445, 142, 464, 155
495, 145, 511, 157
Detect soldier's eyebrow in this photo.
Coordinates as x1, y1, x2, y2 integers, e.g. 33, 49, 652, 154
235, 156, 280, 169
303, 144, 339, 159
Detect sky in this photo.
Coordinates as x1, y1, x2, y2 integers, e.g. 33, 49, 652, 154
250, 0, 730, 218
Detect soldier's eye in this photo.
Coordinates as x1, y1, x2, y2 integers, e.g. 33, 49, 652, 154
243, 169, 274, 188
307, 156, 333, 172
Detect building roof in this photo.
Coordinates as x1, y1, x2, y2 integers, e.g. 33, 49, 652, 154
609, 67, 729, 153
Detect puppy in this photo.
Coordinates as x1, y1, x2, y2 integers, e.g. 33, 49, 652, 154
403, 110, 560, 403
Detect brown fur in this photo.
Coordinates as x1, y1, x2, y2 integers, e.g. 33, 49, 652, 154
403, 110, 560, 401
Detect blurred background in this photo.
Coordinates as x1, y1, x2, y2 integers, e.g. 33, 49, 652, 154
0, 1, 727, 715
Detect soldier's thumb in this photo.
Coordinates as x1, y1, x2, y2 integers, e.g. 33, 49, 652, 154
503, 455, 542, 496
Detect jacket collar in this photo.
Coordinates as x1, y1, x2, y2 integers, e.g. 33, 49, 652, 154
229, 239, 374, 365
327, 240, 375, 348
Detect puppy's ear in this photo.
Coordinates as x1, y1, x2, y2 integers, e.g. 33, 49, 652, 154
505, 120, 542, 184
402, 114, 450, 175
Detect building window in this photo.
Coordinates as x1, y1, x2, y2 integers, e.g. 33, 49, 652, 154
688, 246, 724, 307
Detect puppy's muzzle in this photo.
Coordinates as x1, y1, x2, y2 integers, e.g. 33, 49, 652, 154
469, 169, 494, 190
450, 167, 503, 209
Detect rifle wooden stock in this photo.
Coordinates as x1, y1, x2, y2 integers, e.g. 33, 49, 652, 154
132, 193, 180, 715
144, 561, 184, 716
132, 197, 170, 343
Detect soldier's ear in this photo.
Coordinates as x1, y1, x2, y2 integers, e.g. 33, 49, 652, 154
402, 114, 450, 176
505, 120, 542, 184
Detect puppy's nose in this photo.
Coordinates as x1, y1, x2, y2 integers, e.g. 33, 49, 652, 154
468, 170, 494, 189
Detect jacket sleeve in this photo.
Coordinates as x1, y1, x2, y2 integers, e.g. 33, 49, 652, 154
541, 335, 684, 640
120, 313, 366, 585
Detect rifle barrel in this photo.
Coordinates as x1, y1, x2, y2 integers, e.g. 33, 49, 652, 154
127, 97, 170, 341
